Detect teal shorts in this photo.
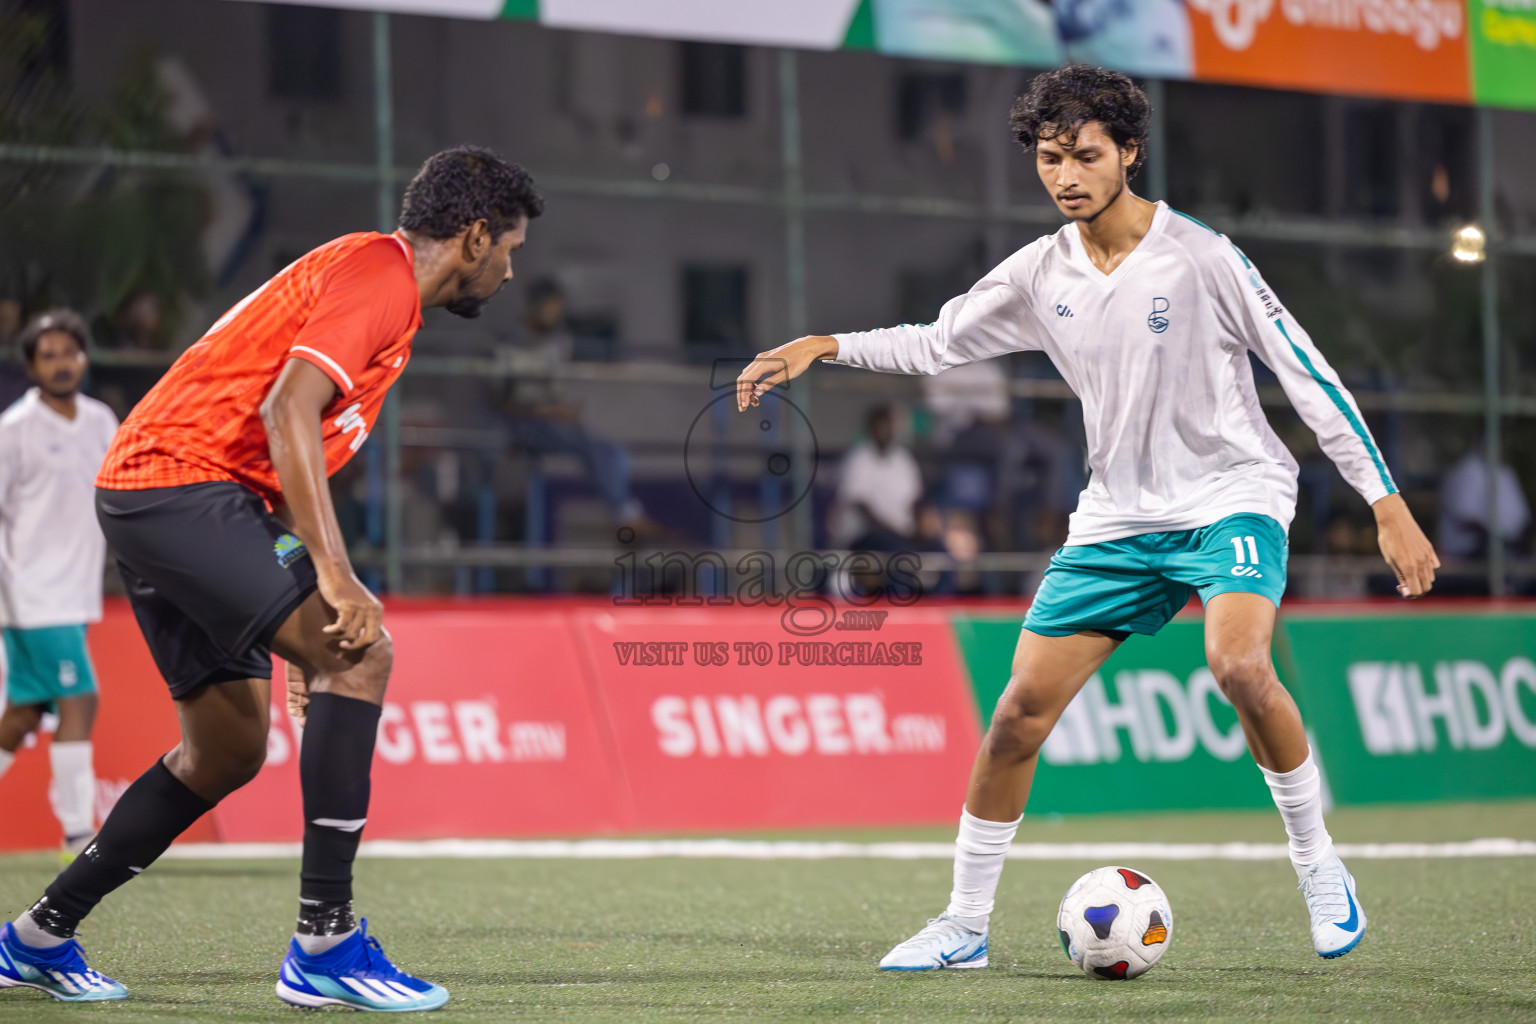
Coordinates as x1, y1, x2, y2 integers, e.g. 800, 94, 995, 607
2, 625, 99, 712
1023, 513, 1288, 640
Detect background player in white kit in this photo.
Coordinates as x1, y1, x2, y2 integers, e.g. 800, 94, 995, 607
0, 310, 119, 860
737, 65, 1440, 966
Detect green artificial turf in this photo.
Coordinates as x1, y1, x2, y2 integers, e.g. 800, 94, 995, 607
1, 801, 1533, 1023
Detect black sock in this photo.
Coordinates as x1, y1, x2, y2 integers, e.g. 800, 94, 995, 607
296, 897, 357, 938
32, 759, 214, 937
299, 693, 380, 909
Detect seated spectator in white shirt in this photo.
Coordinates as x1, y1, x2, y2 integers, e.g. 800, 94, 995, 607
830, 405, 925, 552
1438, 446, 1531, 558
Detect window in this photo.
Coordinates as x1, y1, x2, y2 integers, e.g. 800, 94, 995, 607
682, 265, 749, 361
7, 0, 70, 83
1342, 103, 1398, 217
266, 5, 342, 101
896, 71, 966, 143
1415, 105, 1475, 225
680, 42, 746, 118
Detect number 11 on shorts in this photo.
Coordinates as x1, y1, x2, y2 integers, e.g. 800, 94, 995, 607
1231, 535, 1262, 577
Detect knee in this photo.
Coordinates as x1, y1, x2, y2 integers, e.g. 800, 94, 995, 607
315, 630, 393, 705
175, 728, 267, 796
1208, 651, 1280, 706
7, 705, 44, 731
983, 686, 1055, 762
347, 631, 393, 701
225, 738, 268, 789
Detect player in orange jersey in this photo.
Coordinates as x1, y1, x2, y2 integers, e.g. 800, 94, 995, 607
0, 146, 541, 1011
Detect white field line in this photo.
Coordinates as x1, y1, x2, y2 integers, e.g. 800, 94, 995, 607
156, 837, 1536, 861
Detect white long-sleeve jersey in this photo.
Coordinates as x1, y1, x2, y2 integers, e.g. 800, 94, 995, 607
831, 201, 1396, 545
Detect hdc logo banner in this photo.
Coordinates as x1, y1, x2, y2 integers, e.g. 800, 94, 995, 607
953, 617, 1272, 814
1277, 613, 1536, 804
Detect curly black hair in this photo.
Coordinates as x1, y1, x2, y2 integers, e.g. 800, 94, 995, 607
18, 308, 89, 362
398, 145, 544, 240
1009, 65, 1150, 180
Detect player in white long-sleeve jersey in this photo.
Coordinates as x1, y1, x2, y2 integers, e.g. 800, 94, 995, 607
736, 65, 1439, 967
0, 310, 119, 860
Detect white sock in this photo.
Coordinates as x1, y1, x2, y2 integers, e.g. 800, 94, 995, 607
0, 748, 14, 780
12, 912, 69, 949
48, 740, 96, 840
295, 928, 356, 955
943, 808, 1021, 930
1259, 749, 1333, 869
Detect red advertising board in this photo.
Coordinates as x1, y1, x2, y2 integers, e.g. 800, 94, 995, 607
0, 604, 218, 852
572, 606, 982, 833
3, 600, 982, 850
214, 607, 627, 841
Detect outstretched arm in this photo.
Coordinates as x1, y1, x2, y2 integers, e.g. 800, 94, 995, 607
261, 357, 383, 648
736, 260, 1039, 410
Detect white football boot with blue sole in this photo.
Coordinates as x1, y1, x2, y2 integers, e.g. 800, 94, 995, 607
879, 913, 988, 971
0, 921, 128, 1002
275, 919, 447, 1012
1298, 848, 1367, 959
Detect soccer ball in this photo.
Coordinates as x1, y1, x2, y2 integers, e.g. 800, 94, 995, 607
1056, 865, 1172, 980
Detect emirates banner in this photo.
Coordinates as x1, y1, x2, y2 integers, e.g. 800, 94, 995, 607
229, 0, 1536, 109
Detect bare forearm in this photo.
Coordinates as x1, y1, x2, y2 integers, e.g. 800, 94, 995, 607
264, 399, 350, 577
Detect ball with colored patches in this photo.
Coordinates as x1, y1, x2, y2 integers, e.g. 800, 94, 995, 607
1056, 865, 1173, 980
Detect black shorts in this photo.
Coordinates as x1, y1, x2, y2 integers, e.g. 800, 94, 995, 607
96, 482, 319, 698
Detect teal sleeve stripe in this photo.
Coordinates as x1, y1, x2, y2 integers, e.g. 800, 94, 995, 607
1274, 320, 1397, 495
1170, 207, 1252, 266
1170, 208, 1217, 234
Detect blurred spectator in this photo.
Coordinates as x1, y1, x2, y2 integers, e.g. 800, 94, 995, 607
923, 360, 1009, 448
0, 295, 30, 410
1438, 446, 1531, 558
90, 289, 171, 420
1013, 418, 1083, 549
94, 290, 166, 351
493, 278, 649, 532
830, 404, 925, 551
0, 297, 22, 348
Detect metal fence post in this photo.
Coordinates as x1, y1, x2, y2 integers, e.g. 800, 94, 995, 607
779, 49, 813, 552
1478, 107, 1504, 597
374, 11, 404, 594
1145, 78, 1167, 203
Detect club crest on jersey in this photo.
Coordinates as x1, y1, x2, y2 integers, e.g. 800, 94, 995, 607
1147, 297, 1170, 333
274, 533, 309, 569
334, 402, 370, 452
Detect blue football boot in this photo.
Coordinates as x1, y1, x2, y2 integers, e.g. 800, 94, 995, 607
275, 919, 448, 1012
0, 920, 128, 1001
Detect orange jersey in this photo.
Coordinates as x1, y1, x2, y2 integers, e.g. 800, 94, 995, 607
98, 232, 423, 504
